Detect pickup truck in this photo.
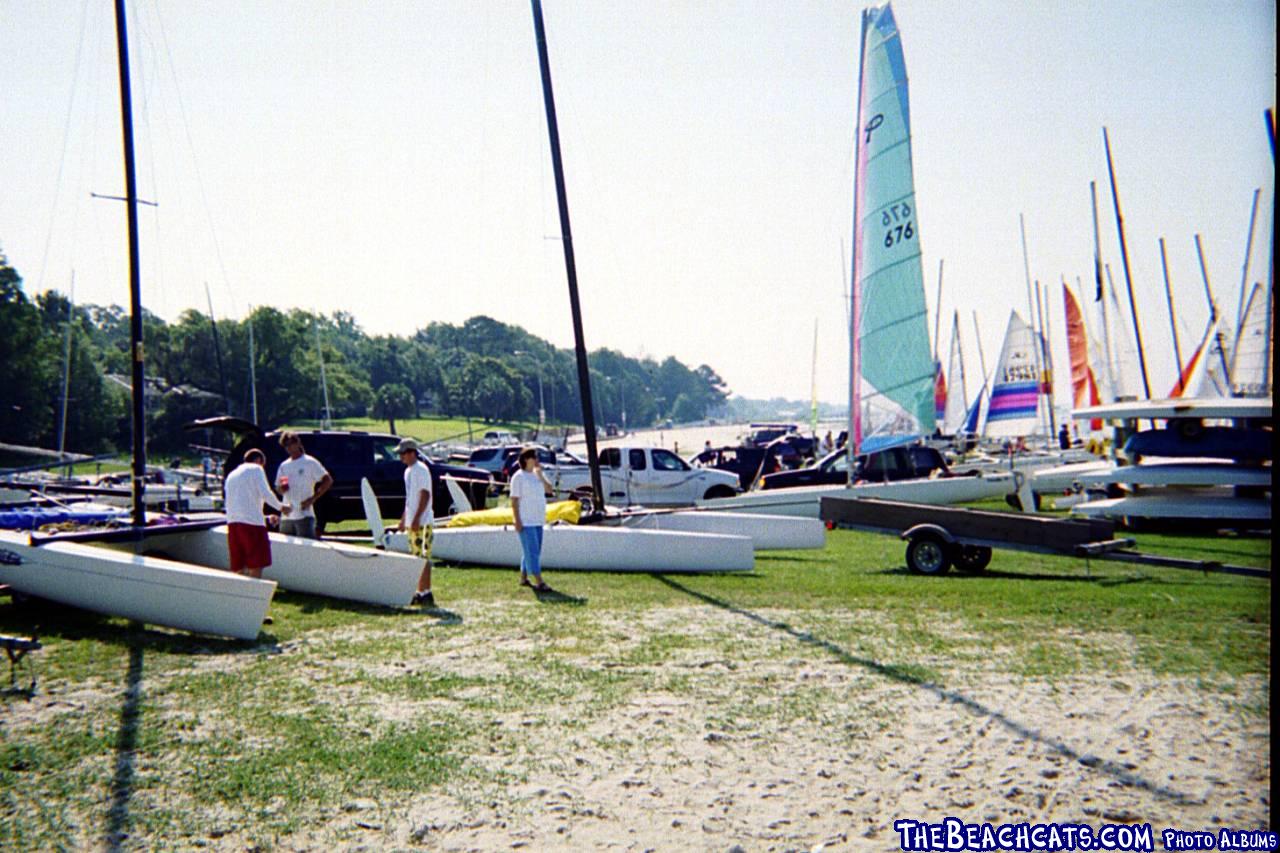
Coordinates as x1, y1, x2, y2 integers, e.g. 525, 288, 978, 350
544, 446, 740, 507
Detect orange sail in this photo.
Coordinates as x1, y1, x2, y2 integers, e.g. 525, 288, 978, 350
1062, 283, 1102, 429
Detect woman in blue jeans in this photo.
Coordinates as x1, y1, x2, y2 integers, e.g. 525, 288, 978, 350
509, 447, 553, 591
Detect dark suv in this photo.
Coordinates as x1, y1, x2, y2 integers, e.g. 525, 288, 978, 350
187, 418, 492, 530
760, 442, 953, 490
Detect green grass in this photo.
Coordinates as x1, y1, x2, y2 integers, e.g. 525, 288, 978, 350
285, 415, 560, 445
0, 523, 1269, 848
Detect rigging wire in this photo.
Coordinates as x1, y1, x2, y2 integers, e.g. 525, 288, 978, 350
33, 0, 93, 296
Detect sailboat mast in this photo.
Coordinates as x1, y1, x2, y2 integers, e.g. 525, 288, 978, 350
1194, 234, 1232, 387
205, 282, 231, 414
1102, 127, 1152, 399
1234, 188, 1260, 334
809, 318, 819, 439
954, 311, 967, 416
847, 7, 870, 478
932, 259, 944, 361
1158, 238, 1184, 393
314, 320, 332, 428
530, 0, 604, 507
113, 0, 147, 529
247, 308, 259, 424
972, 311, 988, 385
1019, 215, 1048, 437
57, 271, 76, 475
1034, 279, 1056, 437
1090, 181, 1117, 401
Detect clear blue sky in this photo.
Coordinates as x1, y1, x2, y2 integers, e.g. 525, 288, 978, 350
1, 0, 1274, 407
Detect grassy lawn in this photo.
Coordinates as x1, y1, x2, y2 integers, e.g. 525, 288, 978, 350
0, 522, 1269, 848
285, 415, 559, 445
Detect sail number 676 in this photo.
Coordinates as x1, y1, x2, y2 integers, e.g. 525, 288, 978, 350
881, 203, 914, 247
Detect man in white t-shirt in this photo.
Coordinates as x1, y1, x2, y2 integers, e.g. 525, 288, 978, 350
396, 437, 435, 607
510, 446, 553, 591
274, 431, 333, 539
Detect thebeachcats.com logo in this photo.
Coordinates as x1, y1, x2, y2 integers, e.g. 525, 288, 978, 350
893, 817, 1278, 852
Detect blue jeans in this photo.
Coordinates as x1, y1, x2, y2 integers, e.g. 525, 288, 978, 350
518, 525, 543, 579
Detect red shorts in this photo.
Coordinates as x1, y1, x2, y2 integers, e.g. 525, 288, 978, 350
227, 522, 272, 573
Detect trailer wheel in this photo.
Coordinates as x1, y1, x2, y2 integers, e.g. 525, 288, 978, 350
953, 545, 993, 573
905, 533, 952, 575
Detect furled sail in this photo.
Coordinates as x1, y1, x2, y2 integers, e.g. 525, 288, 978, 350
1062, 283, 1102, 429
1229, 281, 1273, 397
851, 3, 936, 450
985, 311, 1042, 437
933, 364, 947, 427
943, 312, 968, 432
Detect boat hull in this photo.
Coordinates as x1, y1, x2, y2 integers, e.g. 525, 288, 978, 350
1080, 463, 1272, 488
138, 526, 421, 608
1070, 492, 1271, 524
611, 510, 826, 550
693, 474, 1017, 519
384, 525, 754, 573
0, 529, 274, 640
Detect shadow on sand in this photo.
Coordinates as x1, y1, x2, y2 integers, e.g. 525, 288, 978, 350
652, 574, 1198, 807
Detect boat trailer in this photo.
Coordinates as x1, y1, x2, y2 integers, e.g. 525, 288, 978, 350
819, 496, 1269, 580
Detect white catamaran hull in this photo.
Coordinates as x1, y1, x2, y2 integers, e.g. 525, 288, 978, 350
1030, 461, 1115, 495
381, 525, 753, 573
1071, 491, 1271, 523
1079, 463, 1272, 489
611, 510, 826, 550
136, 526, 422, 608
0, 529, 274, 640
693, 473, 1017, 519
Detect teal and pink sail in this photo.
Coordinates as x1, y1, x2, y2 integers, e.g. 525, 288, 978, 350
848, 3, 936, 456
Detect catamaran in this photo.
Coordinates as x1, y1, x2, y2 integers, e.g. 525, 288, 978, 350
699, 3, 1017, 519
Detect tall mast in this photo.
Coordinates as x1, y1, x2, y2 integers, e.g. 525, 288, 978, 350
205, 281, 230, 414
1194, 234, 1232, 388
247, 307, 259, 424
1034, 279, 1056, 438
1019, 214, 1048, 437
530, 0, 604, 507
314, 319, 332, 428
847, 7, 870, 481
57, 270, 76, 475
972, 311, 988, 385
1090, 181, 1117, 401
1158, 238, 1184, 393
954, 310, 967, 416
809, 318, 819, 439
114, 0, 147, 529
932, 259, 944, 361
1102, 127, 1152, 399
1234, 188, 1260, 334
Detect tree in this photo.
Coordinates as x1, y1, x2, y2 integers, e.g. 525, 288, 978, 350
371, 383, 414, 434
0, 250, 57, 445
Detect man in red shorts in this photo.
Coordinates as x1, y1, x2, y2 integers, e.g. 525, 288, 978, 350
225, 449, 289, 592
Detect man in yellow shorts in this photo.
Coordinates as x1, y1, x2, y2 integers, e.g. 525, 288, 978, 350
396, 438, 435, 607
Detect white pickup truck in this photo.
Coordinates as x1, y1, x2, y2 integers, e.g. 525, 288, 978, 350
546, 446, 741, 507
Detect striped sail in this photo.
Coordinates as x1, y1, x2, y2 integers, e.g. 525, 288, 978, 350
851, 3, 936, 452
985, 311, 1041, 436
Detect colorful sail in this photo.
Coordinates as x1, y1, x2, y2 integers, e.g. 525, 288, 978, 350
1171, 319, 1229, 398
985, 311, 1042, 437
1229, 281, 1273, 397
850, 2, 936, 452
1062, 283, 1102, 429
942, 313, 968, 432
933, 363, 947, 426
961, 386, 985, 435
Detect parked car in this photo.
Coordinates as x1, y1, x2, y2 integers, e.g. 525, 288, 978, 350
482, 430, 517, 446
186, 417, 492, 530
742, 422, 798, 448
544, 445, 740, 507
692, 445, 783, 491
760, 442, 953, 490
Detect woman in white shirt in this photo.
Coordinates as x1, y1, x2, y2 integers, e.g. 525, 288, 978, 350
509, 447, 553, 591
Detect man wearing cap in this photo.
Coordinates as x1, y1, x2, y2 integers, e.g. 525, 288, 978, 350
274, 431, 332, 539
396, 438, 435, 607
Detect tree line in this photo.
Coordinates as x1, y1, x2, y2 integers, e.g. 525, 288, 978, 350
0, 250, 729, 455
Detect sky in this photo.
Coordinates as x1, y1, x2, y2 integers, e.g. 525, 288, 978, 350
1, 0, 1275, 410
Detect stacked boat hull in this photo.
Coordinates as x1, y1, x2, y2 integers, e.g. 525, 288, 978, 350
0, 529, 274, 640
